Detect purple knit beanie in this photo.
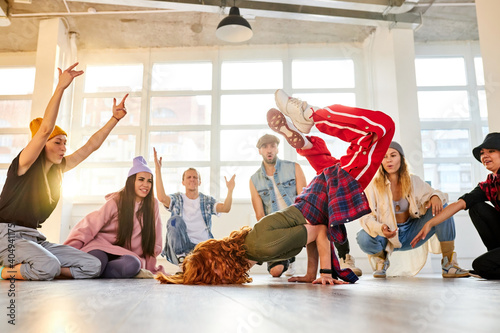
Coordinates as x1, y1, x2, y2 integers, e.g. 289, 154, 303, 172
128, 156, 152, 177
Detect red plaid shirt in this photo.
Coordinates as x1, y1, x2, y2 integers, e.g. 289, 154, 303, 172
479, 172, 500, 211
293, 163, 371, 283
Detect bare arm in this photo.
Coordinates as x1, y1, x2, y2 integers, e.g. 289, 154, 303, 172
18, 63, 83, 176
410, 199, 466, 248
64, 94, 128, 172
249, 180, 266, 221
216, 174, 235, 213
288, 242, 318, 283
294, 163, 307, 195
153, 147, 171, 208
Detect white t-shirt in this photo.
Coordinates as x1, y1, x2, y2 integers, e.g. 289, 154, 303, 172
267, 175, 288, 211
181, 193, 210, 244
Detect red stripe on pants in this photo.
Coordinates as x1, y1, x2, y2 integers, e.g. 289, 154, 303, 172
297, 104, 395, 190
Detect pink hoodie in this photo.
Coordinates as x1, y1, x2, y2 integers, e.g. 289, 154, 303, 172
64, 192, 165, 274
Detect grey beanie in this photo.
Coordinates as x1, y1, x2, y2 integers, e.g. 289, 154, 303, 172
389, 141, 404, 157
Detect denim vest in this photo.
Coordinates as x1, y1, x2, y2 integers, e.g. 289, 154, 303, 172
251, 158, 297, 216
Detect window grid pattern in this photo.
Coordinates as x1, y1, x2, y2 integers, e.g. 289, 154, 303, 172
416, 47, 489, 200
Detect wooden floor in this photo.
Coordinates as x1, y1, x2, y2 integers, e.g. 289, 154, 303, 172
1, 273, 499, 333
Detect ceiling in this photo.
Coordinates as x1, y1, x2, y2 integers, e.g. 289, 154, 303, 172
0, 0, 478, 52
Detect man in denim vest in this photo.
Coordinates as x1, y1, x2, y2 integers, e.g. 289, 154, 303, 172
154, 148, 236, 265
250, 134, 307, 277
250, 134, 362, 277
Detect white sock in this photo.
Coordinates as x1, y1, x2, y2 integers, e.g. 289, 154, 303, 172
302, 137, 313, 150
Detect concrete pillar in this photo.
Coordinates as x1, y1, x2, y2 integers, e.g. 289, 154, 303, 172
476, 0, 500, 132
364, 27, 423, 177
31, 18, 73, 243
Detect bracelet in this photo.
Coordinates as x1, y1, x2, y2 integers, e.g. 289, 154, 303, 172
113, 116, 120, 121
319, 269, 333, 274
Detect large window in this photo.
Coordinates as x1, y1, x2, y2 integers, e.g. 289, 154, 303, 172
415, 44, 488, 199
69, 48, 361, 199
0, 66, 35, 185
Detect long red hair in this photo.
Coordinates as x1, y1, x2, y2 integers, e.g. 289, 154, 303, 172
155, 226, 253, 285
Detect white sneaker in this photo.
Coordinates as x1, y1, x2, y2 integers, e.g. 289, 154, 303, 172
373, 257, 390, 278
274, 89, 314, 134
441, 252, 469, 278
339, 254, 363, 276
284, 261, 296, 277
267, 108, 308, 149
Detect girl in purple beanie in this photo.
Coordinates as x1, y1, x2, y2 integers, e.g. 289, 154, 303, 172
64, 156, 166, 278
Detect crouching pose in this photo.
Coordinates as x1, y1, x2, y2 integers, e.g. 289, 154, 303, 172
155, 89, 394, 285
357, 142, 468, 278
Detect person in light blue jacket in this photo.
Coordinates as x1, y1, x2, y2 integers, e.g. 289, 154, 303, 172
153, 148, 235, 265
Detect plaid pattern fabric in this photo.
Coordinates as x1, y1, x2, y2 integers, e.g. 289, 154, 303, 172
293, 164, 371, 283
479, 173, 500, 211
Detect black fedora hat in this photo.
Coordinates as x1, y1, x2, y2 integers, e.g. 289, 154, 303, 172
472, 132, 500, 162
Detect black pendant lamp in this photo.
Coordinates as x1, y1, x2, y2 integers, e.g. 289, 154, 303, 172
216, 6, 253, 43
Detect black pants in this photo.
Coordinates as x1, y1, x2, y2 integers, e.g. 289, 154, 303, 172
469, 202, 500, 279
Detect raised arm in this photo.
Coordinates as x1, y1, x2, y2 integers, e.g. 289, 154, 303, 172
410, 199, 466, 248
249, 180, 266, 221
18, 63, 83, 176
153, 147, 171, 208
64, 94, 128, 172
216, 174, 236, 213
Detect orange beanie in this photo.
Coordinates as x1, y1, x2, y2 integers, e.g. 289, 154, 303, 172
29, 118, 67, 140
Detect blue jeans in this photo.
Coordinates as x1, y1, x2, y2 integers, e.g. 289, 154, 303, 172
161, 215, 196, 265
356, 206, 456, 254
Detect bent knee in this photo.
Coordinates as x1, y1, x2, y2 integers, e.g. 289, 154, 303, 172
28, 257, 61, 280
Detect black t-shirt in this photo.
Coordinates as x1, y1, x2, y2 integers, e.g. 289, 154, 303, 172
0, 152, 65, 229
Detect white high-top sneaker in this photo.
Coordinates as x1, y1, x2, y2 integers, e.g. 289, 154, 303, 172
274, 89, 314, 134
339, 254, 363, 276
441, 252, 470, 278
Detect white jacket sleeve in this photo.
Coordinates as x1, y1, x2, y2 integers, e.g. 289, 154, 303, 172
411, 175, 447, 214
359, 182, 386, 238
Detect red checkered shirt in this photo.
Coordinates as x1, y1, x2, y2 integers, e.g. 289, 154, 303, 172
479, 172, 500, 211
293, 163, 371, 283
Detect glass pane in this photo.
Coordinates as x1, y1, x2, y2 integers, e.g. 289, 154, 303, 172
292, 60, 355, 89
82, 135, 136, 162
0, 67, 35, 95
0, 134, 29, 163
83, 97, 141, 127
221, 61, 282, 90
77, 168, 129, 196
421, 129, 470, 158
0, 100, 32, 127
150, 96, 211, 125
84, 65, 143, 93
474, 57, 484, 86
295, 93, 356, 108
220, 129, 285, 161
478, 90, 488, 119
156, 167, 210, 195
220, 94, 274, 125
151, 63, 212, 91
423, 163, 472, 197
415, 58, 466, 86
417, 91, 469, 119
220, 166, 259, 199
151, 131, 210, 161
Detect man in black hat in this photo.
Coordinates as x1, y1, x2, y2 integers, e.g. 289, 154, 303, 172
411, 132, 500, 279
